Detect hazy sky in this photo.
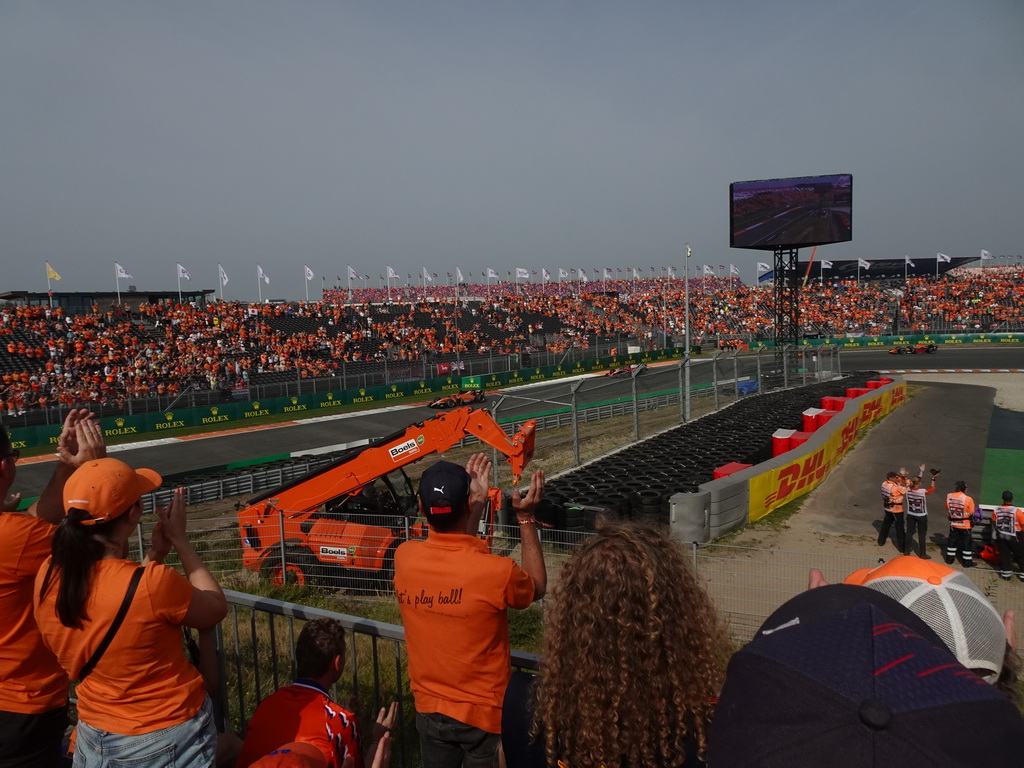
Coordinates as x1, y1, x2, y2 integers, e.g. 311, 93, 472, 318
2, 1, 1021, 300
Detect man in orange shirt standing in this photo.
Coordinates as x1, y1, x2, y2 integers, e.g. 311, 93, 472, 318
394, 454, 545, 768
878, 471, 907, 553
0, 410, 105, 767
946, 480, 976, 567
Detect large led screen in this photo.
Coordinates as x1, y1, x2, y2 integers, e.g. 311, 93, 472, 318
730, 174, 852, 250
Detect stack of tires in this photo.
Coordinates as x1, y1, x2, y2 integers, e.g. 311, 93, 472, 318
540, 374, 876, 533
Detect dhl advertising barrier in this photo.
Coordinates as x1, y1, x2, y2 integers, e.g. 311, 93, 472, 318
748, 380, 907, 522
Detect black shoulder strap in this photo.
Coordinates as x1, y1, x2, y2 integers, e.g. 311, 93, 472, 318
78, 565, 145, 681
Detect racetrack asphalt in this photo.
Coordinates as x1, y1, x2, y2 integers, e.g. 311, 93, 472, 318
797, 378, 999, 540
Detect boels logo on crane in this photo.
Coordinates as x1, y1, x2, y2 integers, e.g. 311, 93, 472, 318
389, 435, 425, 462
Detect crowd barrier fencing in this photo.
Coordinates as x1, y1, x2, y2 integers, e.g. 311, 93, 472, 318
198, 537, 1024, 766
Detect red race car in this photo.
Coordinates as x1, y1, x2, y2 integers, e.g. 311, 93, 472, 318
605, 364, 647, 377
427, 389, 486, 408
889, 343, 937, 355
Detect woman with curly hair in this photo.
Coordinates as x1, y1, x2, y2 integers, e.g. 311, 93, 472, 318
526, 520, 724, 768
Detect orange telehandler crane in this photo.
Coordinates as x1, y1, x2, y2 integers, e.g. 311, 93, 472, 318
237, 406, 536, 590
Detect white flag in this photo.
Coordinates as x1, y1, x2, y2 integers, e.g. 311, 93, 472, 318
115, 262, 133, 280
456, 267, 465, 284
347, 265, 360, 281
686, 244, 692, 259
905, 256, 915, 267
177, 263, 191, 281
756, 262, 770, 273
820, 260, 833, 269
516, 267, 530, 279
218, 264, 229, 286
602, 268, 612, 279
981, 249, 993, 260
258, 265, 270, 284
387, 266, 400, 279
558, 268, 569, 279
703, 264, 715, 276
667, 266, 677, 276
858, 258, 871, 269
579, 267, 588, 282
305, 265, 314, 281
486, 267, 498, 279
936, 253, 952, 263
423, 267, 433, 282
729, 263, 740, 275
542, 268, 551, 281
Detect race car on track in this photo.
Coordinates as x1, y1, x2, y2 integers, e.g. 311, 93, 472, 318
889, 342, 937, 355
427, 389, 486, 408
605, 364, 647, 377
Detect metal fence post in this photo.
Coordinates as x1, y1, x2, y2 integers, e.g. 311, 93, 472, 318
631, 368, 640, 441
783, 345, 791, 389
713, 351, 723, 412
277, 506, 287, 581
802, 344, 809, 386
570, 380, 583, 467
733, 348, 740, 399
756, 346, 765, 394
684, 357, 692, 422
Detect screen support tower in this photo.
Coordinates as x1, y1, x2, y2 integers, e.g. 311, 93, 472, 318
773, 247, 800, 353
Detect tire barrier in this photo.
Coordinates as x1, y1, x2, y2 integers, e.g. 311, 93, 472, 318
540, 373, 886, 538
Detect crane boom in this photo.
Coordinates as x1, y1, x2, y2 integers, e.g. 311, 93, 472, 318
244, 406, 535, 515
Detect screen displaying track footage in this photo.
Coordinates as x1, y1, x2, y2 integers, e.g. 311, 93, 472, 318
730, 174, 852, 250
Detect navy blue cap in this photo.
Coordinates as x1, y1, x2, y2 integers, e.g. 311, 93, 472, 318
418, 460, 471, 516
710, 585, 1024, 767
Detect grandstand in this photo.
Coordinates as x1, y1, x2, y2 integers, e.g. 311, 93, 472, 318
2, 266, 1022, 428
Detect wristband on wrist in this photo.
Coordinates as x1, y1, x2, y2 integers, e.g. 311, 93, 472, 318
517, 516, 538, 526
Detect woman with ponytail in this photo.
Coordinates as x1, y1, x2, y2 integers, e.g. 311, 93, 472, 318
34, 458, 227, 766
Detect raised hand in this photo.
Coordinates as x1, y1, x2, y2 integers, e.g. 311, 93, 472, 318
56, 409, 106, 468
512, 469, 545, 518
465, 452, 493, 508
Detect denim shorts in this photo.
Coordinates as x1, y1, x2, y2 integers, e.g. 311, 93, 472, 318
73, 695, 216, 768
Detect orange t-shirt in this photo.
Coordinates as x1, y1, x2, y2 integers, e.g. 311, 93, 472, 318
393, 532, 535, 733
236, 682, 363, 768
0, 514, 67, 714
33, 558, 205, 734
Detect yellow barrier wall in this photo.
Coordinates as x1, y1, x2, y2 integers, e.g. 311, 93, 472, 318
748, 382, 907, 522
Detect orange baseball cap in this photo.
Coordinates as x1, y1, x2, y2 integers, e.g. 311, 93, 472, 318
63, 458, 161, 525
250, 742, 327, 768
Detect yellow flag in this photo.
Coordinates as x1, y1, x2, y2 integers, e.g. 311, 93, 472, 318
45, 261, 62, 280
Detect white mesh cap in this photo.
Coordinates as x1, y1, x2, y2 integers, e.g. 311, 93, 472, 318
845, 556, 1006, 683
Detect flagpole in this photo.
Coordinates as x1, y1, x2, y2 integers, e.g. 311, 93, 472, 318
304, 267, 309, 303
46, 266, 52, 308
258, 267, 263, 303
347, 268, 352, 303
904, 256, 907, 283
177, 269, 182, 304
115, 264, 121, 305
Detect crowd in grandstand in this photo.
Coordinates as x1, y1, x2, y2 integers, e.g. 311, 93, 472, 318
0, 267, 1021, 416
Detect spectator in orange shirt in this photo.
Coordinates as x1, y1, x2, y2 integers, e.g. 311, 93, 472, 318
237, 618, 395, 768
394, 454, 545, 768
0, 410, 105, 767
34, 462, 227, 767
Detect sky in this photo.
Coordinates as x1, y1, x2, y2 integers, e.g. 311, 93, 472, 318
1, 0, 1021, 301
